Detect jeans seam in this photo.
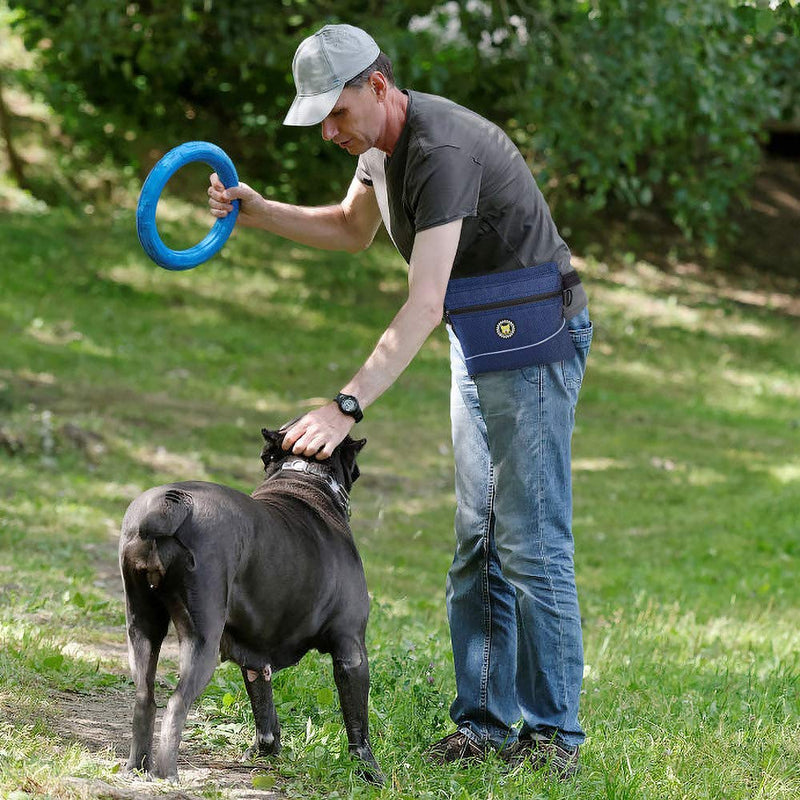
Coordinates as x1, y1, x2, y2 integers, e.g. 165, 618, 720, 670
537, 365, 568, 730
479, 461, 495, 736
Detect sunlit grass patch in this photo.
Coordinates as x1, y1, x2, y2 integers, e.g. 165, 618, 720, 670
582, 602, 800, 800
0, 719, 117, 800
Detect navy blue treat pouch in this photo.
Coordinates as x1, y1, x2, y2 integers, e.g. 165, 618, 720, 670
444, 262, 576, 376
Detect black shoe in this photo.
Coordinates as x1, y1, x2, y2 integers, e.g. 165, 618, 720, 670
426, 729, 490, 764
504, 735, 580, 779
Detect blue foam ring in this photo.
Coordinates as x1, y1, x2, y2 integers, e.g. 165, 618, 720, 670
136, 141, 240, 271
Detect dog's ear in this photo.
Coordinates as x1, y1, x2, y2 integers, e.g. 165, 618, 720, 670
338, 436, 367, 487
261, 428, 283, 445
260, 428, 285, 469
349, 437, 367, 454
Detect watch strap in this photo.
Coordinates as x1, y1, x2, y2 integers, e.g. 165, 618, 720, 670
334, 393, 363, 423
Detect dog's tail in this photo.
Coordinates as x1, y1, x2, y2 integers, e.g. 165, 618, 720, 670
137, 487, 193, 540
123, 488, 195, 589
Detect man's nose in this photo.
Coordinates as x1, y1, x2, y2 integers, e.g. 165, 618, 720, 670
321, 117, 337, 141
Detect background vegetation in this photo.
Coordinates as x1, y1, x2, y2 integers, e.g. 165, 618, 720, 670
3, 0, 800, 244
1, 2, 799, 799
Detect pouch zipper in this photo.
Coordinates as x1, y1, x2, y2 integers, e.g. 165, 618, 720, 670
446, 288, 563, 318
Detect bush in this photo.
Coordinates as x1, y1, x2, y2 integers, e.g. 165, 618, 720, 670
7, 0, 800, 244
398, 0, 796, 245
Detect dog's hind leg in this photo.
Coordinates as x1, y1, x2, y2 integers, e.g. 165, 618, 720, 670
123, 579, 169, 774
331, 636, 384, 785
241, 665, 281, 760
153, 620, 223, 780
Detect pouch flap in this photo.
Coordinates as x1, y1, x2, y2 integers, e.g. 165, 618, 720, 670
445, 262, 561, 311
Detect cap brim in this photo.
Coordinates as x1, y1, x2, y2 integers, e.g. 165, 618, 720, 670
283, 84, 344, 126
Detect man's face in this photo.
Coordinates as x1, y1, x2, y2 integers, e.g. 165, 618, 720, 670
320, 84, 382, 155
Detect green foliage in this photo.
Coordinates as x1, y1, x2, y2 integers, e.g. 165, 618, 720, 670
538, 1, 774, 242
5, 0, 800, 244
749, 0, 800, 126
402, 0, 794, 245
4, 0, 430, 204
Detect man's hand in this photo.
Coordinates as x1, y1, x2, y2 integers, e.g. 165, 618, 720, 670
208, 173, 264, 228
281, 402, 355, 460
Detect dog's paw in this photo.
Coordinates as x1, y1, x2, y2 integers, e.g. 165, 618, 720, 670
352, 749, 384, 785
243, 745, 261, 763
244, 737, 282, 762
150, 765, 179, 783
357, 761, 385, 786
124, 755, 151, 776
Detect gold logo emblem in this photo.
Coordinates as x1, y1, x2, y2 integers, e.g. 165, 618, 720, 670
496, 319, 516, 339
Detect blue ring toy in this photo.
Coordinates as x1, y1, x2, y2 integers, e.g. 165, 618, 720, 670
136, 141, 239, 270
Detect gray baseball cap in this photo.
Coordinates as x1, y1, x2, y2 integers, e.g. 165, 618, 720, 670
283, 24, 381, 127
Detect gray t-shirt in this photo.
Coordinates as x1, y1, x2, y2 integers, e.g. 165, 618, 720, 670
356, 90, 587, 317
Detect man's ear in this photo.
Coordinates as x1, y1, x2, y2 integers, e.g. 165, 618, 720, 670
369, 71, 389, 100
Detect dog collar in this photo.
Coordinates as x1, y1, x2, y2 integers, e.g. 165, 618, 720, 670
279, 459, 351, 517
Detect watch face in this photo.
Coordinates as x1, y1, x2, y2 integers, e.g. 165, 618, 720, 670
341, 397, 357, 413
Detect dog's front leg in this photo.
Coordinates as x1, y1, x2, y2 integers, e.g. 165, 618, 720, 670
153, 633, 221, 780
332, 640, 384, 785
241, 665, 281, 759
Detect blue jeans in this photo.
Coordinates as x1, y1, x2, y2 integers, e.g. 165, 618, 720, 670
446, 307, 593, 749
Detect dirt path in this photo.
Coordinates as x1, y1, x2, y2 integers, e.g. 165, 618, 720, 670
53, 689, 282, 800
46, 542, 286, 800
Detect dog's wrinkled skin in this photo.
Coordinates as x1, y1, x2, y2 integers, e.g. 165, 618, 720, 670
118, 429, 382, 784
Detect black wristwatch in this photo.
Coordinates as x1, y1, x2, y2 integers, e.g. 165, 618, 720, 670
334, 393, 363, 423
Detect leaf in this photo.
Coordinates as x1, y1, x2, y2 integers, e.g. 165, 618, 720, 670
316, 687, 334, 706
222, 692, 235, 708
252, 774, 277, 790
43, 653, 65, 671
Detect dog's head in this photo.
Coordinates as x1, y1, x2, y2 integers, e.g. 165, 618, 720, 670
260, 428, 367, 492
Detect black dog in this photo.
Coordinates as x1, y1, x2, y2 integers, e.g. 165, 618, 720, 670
118, 429, 382, 784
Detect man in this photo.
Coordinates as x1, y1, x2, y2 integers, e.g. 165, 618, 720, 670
208, 23, 593, 779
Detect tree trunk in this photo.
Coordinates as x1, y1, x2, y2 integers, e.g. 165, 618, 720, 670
0, 69, 31, 192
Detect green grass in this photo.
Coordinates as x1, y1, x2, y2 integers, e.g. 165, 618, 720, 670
1, 201, 799, 799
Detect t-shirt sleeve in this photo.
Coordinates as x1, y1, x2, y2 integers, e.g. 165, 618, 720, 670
408, 145, 482, 232
355, 153, 373, 187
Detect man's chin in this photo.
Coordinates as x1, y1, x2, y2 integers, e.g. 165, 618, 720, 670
339, 140, 370, 156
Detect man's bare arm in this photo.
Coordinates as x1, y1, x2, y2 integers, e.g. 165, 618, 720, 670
281, 218, 464, 458
208, 174, 382, 254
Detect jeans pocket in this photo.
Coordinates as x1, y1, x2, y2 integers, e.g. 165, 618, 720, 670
562, 320, 593, 390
